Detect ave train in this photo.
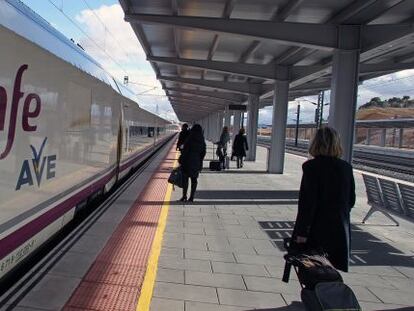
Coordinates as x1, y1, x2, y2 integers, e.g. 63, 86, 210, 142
0, 0, 174, 280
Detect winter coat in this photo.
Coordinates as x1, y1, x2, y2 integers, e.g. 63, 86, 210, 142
179, 131, 206, 178
177, 129, 190, 150
292, 156, 355, 272
218, 131, 230, 147
232, 134, 248, 157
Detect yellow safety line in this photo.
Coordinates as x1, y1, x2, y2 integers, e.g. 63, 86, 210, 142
136, 151, 178, 311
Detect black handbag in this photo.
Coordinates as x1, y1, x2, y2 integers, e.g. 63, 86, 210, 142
168, 167, 184, 188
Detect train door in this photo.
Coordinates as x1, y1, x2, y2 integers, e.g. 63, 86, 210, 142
115, 104, 124, 183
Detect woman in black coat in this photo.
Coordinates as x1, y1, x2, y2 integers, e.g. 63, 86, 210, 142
178, 124, 206, 202
232, 128, 248, 168
176, 123, 189, 151
292, 127, 355, 272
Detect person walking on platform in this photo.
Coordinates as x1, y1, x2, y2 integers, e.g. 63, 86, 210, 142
292, 126, 356, 272
176, 123, 190, 151
178, 124, 206, 202
216, 126, 230, 169
232, 128, 248, 168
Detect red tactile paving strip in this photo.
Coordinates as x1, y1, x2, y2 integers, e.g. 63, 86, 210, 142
63, 144, 177, 311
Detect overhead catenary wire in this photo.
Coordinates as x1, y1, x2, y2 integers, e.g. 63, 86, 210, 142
46, 0, 159, 90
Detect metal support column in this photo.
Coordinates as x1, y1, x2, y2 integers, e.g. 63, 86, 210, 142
328, 26, 360, 163
224, 106, 231, 128
233, 111, 241, 140
268, 80, 289, 173
246, 94, 259, 161
399, 128, 404, 148
216, 111, 224, 142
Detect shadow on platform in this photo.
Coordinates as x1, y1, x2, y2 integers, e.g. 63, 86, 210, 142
259, 221, 414, 268
119, 200, 298, 206
245, 301, 305, 311
201, 169, 268, 174
195, 190, 299, 200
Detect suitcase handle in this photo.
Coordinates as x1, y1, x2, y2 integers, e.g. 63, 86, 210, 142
282, 262, 291, 283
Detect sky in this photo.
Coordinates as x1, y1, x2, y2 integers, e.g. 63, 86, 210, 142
20, 0, 414, 125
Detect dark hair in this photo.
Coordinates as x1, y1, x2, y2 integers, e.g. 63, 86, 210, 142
182, 123, 188, 130
309, 126, 342, 158
239, 128, 245, 135
191, 124, 203, 134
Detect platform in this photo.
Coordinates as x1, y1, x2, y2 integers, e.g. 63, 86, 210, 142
151, 143, 414, 311
4, 142, 414, 311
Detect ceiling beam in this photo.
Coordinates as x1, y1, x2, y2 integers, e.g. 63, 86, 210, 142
159, 75, 263, 94
163, 87, 246, 102
167, 93, 230, 106
151, 56, 327, 80
344, 0, 406, 24
170, 101, 218, 112
125, 14, 339, 50
167, 95, 226, 107
328, 0, 378, 24
361, 24, 414, 55
239, 40, 261, 63
272, 0, 305, 22
360, 62, 414, 74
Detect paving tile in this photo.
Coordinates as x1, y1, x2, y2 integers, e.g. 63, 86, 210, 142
185, 301, 249, 311
217, 288, 286, 308
381, 275, 414, 291
18, 274, 81, 310
150, 298, 184, 311
185, 249, 236, 262
208, 241, 256, 254
160, 247, 184, 258
48, 251, 96, 278
212, 262, 269, 277
368, 287, 414, 306
243, 276, 301, 295
359, 301, 411, 311
153, 282, 218, 303
341, 273, 397, 289
156, 268, 185, 283
69, 235, 109, 255
186, 271, 245, 290
348, 266, 407, 277
234, 253, 283, 265
350, 285, 382, 303
158, 257, 212, 272
393, 266, 414, 278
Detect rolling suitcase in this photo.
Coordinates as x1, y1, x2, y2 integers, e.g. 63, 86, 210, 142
209, 143, 222, 171
282, 238, 361, 311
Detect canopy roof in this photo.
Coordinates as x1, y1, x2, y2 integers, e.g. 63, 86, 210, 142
120, 0, 414, 122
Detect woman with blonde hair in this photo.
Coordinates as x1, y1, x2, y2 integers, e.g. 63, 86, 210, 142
292, 126, 355, 272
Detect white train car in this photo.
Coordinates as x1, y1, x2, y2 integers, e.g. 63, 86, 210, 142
0, 0, 173, 279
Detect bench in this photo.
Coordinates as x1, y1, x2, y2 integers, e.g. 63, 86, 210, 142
362, 174, 414, 226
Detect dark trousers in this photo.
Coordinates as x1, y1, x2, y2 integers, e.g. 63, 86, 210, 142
183, 174, 198, 199
236, 156, 244, 168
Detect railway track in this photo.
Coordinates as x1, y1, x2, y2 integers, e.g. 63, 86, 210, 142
258, 138, 414, 181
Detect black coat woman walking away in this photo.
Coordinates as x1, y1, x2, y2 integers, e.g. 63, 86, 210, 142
232, 128, 248, 168
178, 124, 206, 202
292, 127, 355, 272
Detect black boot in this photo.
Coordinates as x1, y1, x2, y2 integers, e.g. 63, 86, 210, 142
188, 179, 197, 202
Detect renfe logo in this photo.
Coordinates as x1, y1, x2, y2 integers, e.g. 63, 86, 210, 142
0, 64, 57, 190
0, 64, 41, 160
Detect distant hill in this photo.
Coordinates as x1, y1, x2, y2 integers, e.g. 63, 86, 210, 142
357, 96, 414, 120
356, 107, 414, 120
359, 96, 414, 110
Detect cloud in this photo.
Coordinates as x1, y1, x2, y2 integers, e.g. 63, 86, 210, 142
74, 4, 177, 121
